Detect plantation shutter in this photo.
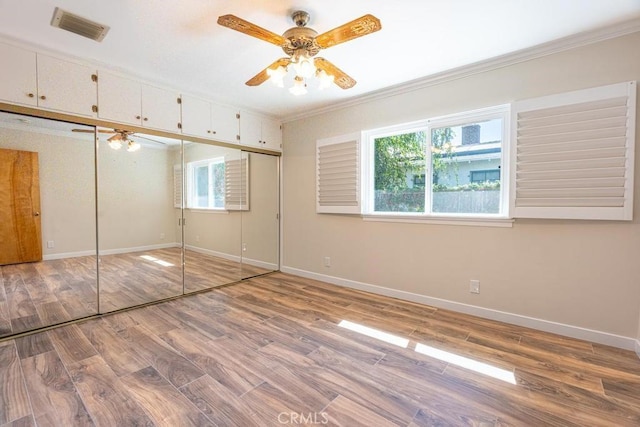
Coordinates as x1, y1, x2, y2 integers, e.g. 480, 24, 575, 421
510, 81, 636, 220
225, 152, 249, 211
316, 133, 362, 214
173, 164, 182, 208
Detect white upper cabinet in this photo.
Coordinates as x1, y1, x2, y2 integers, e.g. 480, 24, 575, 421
0, 43, 96, 117
0, 43, 38, 106
210, 103, 239, 144
97, 70, 180, 132
141, 84, 181, 132
36, 54, 97, 117
239, 110, 282, 151
181, 94, 239, 144
97, 71, 141, 125
180, 95, 211, 138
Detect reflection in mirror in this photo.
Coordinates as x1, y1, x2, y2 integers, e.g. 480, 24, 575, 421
0, 111, 97, 336
183, 142, 243, 292
97, 127, 183, 312
241, 152, 280, 279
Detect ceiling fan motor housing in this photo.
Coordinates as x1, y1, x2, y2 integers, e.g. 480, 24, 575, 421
282, 26, 320, 57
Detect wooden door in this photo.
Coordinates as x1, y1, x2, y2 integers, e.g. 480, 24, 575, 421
0, 149, 42, 265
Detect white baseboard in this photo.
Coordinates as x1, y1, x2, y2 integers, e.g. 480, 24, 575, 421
185, 245, 278, 271
43, 250, 96, 261
98, 243, 180, 256
281, 266, 637, 351
185, 245, 240, 263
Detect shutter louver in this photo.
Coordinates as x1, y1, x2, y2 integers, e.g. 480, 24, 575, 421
511, 81, 635, 220
173, 164, 182, 208
225, 153, 249, 211
317, 133, 361, 214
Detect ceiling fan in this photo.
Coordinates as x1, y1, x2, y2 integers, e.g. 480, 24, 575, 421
72, 128, 166, 152
217, 10, 381, 91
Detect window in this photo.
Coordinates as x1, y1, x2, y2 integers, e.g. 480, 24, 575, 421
187, 158, 225, 209
470, 169, 500, 183
316, 81, 635, 222
364, 106, 509, 217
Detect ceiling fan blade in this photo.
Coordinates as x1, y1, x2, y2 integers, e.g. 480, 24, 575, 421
314, 58, 356, 89
72, 128, 112, 133
133, 134, 167, 145
315, 14, 381, 49
217, 15, 286, 47
246, 58, 291, 86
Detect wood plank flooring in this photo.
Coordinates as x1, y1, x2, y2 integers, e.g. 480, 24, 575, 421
0, 248, 271, 337
0, 272, 639, 426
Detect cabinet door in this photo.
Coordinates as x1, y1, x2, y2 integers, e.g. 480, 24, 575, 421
97, 71, 142, 125
261, 118, 282, 151
210, 104, 239, 144
0, 43, 37, 106
37, 54, 97, 117
181, 95, 211, 138
142, 84, 181, 132
239, 110, 262, 148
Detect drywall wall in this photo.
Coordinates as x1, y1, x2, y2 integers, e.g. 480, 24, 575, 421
0, 126, 97, 257
282, 31, 640, 343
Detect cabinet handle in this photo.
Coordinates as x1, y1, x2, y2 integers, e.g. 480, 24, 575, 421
143, 117, 148, 121
40, 95, 46, 100
207, 130, 211, 134
34, 212, 40, 217
136, 115, 141, 120
27, 93, 35, 98
212, 130, 217, 134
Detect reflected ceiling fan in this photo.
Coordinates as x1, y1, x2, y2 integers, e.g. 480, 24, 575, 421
72, 128, 166, 152
217, 10, 381, 93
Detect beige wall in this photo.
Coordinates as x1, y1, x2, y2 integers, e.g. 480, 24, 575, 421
282, 32, 640, 340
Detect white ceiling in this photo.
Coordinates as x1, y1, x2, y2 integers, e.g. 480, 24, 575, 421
1, 0, 639, 120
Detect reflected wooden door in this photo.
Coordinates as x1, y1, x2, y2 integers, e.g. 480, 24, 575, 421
0, 148, 42, 265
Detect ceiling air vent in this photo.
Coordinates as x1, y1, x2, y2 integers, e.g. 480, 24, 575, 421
50, 7, 110, 42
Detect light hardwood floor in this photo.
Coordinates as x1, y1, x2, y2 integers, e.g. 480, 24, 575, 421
1, 272, 639, 426
0, 248, 271, 337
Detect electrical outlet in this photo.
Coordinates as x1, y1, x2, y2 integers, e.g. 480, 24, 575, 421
324, 256, 331, 267
242, 243, 247, 252
47, 240, 54, 249
470, 280, 480, 294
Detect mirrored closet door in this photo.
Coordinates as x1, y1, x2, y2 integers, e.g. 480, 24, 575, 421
97, 127, 184, 312
0, 112, 98, 337
182, 142, 243, 293
240, 152, 279, 279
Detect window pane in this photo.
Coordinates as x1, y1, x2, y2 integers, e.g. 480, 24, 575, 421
431, 118, 502, 214
374, 131, 426, 213
212, 162, 225, 208
195, 165, 209, 207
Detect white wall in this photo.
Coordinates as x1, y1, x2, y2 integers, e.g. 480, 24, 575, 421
282, 32, 640, 346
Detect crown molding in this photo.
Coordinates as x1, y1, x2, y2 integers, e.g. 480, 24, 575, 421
283, 17, 640, 123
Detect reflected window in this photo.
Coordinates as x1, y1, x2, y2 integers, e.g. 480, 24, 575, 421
187, 157, 225, 209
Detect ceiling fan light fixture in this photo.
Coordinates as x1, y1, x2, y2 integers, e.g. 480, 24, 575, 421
289, 76, 307, 96
317, 69, 335, 90
292, 50, 316, 79
127, 140, 141, 152
267, 65, 287, 87
107, 133, 124, 150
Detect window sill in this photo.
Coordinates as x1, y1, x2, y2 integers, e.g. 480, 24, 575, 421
185, 208, 229, 215
362, 213, 513, 228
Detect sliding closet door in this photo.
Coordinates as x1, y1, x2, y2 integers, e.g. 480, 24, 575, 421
0, 112, 98, 336
97, 128, 183, 312
183, 142, 243, 292
240, 152, 280, 279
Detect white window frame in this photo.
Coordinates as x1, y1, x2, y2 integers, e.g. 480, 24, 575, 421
186, 157, 225, 210
363, 105, 510, 221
